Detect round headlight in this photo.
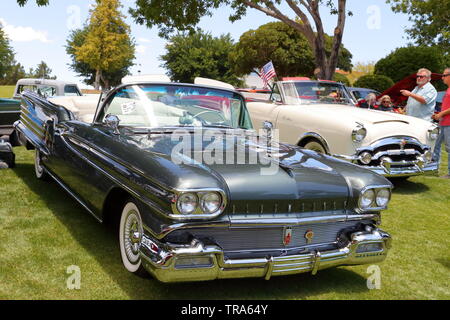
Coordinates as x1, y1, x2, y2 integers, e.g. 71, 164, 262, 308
352, 127, 367, 142
359, 152, 373, 165
376, 188, 391, 207
177, 193, 198, 214
359, 189, 375, 209
428, 127, 439, 140
200, 192, 222, 214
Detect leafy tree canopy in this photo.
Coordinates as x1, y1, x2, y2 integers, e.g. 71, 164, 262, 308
130, 0, 352, 80
73, 0, 135, 89
66, 26, 133, 88
386, 0, 450, 54
0, 24, 15, 80
30, 61, 57, 79
161, 29, 243, 87
229, 22, 352, 78
374, 46, 446, 83
353, 74, 394, 93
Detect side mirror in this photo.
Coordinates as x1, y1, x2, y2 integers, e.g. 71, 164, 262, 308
271, 93, 282, 103
104, 114, 120, 135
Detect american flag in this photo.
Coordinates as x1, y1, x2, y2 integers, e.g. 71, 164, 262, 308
260, 61, 277, 88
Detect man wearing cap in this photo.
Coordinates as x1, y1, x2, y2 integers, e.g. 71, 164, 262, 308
401, 68, 437, 121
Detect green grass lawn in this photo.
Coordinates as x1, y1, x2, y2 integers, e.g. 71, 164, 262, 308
0, 147, 449, 300
0, 86, 15, 98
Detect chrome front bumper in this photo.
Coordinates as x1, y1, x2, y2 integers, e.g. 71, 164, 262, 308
333, 136, 439, 177
364, 159, 438, 177
139, 228, 392, 283
334, 154, 438, 177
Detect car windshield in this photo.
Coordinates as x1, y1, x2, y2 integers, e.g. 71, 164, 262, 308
101, 84, 253, 129
351, 88, 379, 101
280, 81, 354, 105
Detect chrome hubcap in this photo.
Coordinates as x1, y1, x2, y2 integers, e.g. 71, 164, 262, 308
124, 210, 141, 263
35, 151, 43, 175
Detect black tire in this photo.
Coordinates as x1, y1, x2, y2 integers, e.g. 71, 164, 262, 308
34, 150, 49, 180
304, 141, 327, 154
119, 199, 148, 276
9, 130, 21, 147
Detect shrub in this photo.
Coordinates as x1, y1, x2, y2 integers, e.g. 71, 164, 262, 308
353, 74, 394, 92
375, 46, 445, 83
333, 73, 351, 86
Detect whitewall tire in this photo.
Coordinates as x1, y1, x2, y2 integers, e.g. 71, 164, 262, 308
34, 150, 48, 180
119, 200, 146, 275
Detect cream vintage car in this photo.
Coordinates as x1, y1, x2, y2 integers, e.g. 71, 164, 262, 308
245, 79, 439, 177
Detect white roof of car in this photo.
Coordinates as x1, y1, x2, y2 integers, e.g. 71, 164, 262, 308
15, 78, 78, 86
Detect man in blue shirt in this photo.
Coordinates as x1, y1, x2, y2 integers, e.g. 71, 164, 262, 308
401, 68, 437, 121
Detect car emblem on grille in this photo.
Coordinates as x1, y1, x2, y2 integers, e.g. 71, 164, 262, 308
399, 139, 407, 150
283, 227, 292, 246
305, 230, 315, 244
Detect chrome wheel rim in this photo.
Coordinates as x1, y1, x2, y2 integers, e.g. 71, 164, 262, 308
35, 150, 44, 177
123, 209, 142, 264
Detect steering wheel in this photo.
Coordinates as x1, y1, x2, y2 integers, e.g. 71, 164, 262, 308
192, 110, 227, 125
179, 110, 227, 126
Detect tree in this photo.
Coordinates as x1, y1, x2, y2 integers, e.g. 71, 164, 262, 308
29, 61, 57, 79
66, 26, 134, 88
73, 0, 135, 90
0, 24, 15, 80
229, 22, 352, 78
130, 0, 352, 80
161, 29, 243, 87
353, 75, 394, 93
374, 46, 446, 83
386, 0, 450, 54
0, 63, 27, 85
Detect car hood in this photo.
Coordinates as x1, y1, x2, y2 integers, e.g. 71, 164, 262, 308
123, 130, 355, 206
112, 129, 386, 212
298, 103, 411, 125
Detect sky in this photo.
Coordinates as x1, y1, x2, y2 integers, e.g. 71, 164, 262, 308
0, 0, 414, 88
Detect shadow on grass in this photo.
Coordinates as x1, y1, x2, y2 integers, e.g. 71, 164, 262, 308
388, 178, 429, 195
13, 162, 370, 300
435, 258, 450, 270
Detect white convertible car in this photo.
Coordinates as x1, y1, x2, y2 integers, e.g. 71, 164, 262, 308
245, 79, 439, 178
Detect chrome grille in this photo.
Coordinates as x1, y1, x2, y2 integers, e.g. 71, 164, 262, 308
165, 220, 368, 252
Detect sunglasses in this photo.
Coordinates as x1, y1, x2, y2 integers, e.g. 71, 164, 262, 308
382, 100, 391, 103
442, 74, 450, 78
416, 75, 428, 79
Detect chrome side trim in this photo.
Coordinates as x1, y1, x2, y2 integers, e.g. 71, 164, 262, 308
61, 134, 172, 220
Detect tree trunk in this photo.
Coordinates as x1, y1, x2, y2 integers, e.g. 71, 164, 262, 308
94, 69, 101, 90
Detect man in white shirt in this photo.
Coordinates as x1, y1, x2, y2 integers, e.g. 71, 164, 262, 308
401, 68, 437, 121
